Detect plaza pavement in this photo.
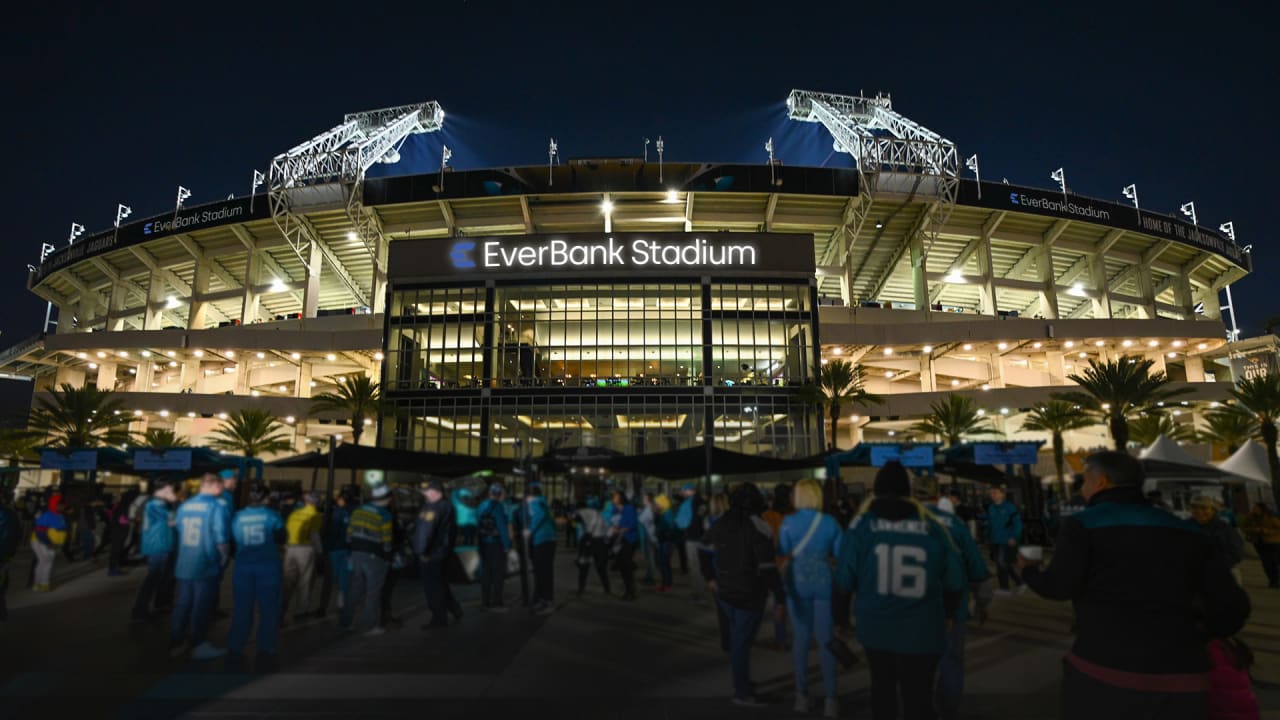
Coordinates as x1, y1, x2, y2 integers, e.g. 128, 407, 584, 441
1, 546, 1278, 719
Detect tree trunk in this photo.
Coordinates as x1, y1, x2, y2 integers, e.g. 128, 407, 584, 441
1263, 420, 1280, 512
825, 402, 841, 513
1109, 413, 1128, 451
1053, 432, 1067, 501
829, 403, 841, 451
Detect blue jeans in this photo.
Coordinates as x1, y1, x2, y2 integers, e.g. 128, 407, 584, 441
788, 588, 836, 698
936, 621, 966, 720
328, 550, 351, 609
719, 599, 764, 700
170, 576, 219, 646
227, 562, 282, 655
657, 541, 674, 587
132, 552, 172, 619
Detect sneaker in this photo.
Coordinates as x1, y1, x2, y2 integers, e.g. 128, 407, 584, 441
363, 626, 386, 637
731, 695, 766, 708
168, 640, 189, 659
823, 697, 839, 718
794, 695, 810, 713
190, 642, 227, 660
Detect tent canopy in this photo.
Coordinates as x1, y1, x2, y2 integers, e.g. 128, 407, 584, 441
1215, 441, 1272, 485
1139, 435, 1211, 468
269, 444, 512, 477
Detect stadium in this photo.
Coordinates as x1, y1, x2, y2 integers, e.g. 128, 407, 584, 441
0, 89, 1262, 486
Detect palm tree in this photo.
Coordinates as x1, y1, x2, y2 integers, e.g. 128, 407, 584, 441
799, 360, 881, 452
1127, 411, 1196, 446
1229, 374, 1280, 509
137, 428, 187, 448
208, 408, 294, 458
1059, 358, 1193, 450
1198, 408, 1258, 455
309, 374, 382, 445
28, 383, 133, 449
1020, 398, 1095, 500
909, 394, 1000, 447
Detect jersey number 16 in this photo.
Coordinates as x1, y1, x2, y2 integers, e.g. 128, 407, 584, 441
874, 544, 927, 599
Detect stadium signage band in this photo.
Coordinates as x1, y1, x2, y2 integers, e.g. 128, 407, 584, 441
31, 196, 270, 284
390, 232, 815, 280
959, 180, 1248, 267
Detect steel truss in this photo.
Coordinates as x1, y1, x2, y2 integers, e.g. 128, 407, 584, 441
268, 102, 445, 285
787, 90, 960, 286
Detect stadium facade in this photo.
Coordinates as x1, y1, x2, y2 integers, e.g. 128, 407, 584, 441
0, 91, 1260, 482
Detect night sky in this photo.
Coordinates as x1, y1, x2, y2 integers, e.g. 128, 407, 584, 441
0, 2, 1274, 346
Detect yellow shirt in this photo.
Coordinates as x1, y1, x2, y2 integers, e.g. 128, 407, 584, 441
285, 505, 321, 547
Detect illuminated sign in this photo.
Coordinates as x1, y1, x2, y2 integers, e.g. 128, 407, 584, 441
465, 237, 758, 270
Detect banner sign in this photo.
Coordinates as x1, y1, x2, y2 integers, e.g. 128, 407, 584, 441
972, 442, 1042, 466
31, 195, 271, 284
133, 449, 193, 472
40, 449, 98, 471
870, 444, 935, 468
1230, 352, 1278, 383
958, 180, 1248, 268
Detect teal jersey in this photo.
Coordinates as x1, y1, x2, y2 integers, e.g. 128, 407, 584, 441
837, 504, 963, 654
174, 494, 231, 580
232, 506, 285, 568
927, 504, 990, 623
140, 497, 175, 557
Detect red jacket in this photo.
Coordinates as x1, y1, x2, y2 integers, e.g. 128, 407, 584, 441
1207, 640, 1259, 720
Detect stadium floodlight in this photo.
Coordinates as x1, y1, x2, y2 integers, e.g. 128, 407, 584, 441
656, 136, 665, 184
1122, 183, 1138, 208
175, 186, 192, 211
1179, 201, 1197, 226
548, 138, 558, 185
966, 154, 980, 198
39, 242, 57, 331
68, 222, 84, 245
1218, 221, 1235, 242
115, 203, 133, 228
644, 137, 650, 163
250, 169, 265, 211
1050, 167, 1066, 198
765, 137, 775, 185
439, 145, 453, 190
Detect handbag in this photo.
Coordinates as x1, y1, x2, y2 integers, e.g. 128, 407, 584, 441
778, 512, 823, 577
447, 547, 481, 583
505, 547, 521, 576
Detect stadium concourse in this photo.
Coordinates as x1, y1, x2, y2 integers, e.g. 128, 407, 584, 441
0, 544, 1278, 720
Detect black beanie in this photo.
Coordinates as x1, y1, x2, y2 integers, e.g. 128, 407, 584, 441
873, 461, 911, 497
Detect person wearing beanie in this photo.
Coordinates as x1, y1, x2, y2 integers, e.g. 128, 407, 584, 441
476, 483, 512, 611
227, 483, 286, 664
573, 496, 612, 597
835, 461, 964, 720
341, 483, 395, 635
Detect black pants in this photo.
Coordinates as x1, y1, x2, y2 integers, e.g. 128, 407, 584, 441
421, 556, 455, 624
531, 541, 555, 605
576, 538, 611, 594
480, 542, 507, 607
832, 585, 852, 629
565, 522, 576, 549
0, 560, 9, 621
991, 544, 1022, 589
1254, 541, 1280, 587
1061, 660, 1207, 720
676, 537, 688, 574
108, 526, 127, 573
380, 564, 400, 624
616, 540, 637, 597
863, 647, 941, 720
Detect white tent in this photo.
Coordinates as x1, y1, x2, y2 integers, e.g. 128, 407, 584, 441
1139, 435, 1213, 468
1215, 441, 1271, 485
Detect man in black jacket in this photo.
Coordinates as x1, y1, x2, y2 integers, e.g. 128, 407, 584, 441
413, 480, 461, 629
701, 483, 783, 708
1018, 451, 1250, 719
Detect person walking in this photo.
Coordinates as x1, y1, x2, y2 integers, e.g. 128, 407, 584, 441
282, 491, 323, 624
131, 480, 178, 623
107, 488, 138, 576
476, 483, 511, 611
778, 479, 841, 718
701, 483, 784, 708
227, 483, 285, 663
653, 494, 679, 593
524, 481, 557, 614
926, 492, 993, 720
675, 482, 709, 606
1191, 494, 1245, 584
341, 484, 394, 635
30, 495, 67, 592
638, 493, 658, 586
414, 480, 461, 628
610, 489, 639, 602
1017, 450, 1251, 720
984, 485, 1024, 593
573, 496, 612, 596
835, 462, 964, 720
170, 473, 232, 660
320, 486, 355, 619
1241, 502, 1280, 588
762, 483, 793, 652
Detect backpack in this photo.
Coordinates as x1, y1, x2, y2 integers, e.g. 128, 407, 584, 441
478, 507, 501, 540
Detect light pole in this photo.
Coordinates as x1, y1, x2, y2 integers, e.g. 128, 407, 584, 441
1050, 168, 1066, 201
1123, 184, 1140, 223
440, 145, 452, 190
250, 170, 264, 212
966, 154, 980, 198
114, 203, 132, 244
656, 136, 664, 184
765, 137, 775, 185
1180, 201, 1197, 226
174, 186, 191, 221
1219, 221, 1241, 342
548, 138, 558, 186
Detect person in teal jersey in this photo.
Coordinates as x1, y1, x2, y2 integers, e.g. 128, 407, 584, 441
131, 480, 178, 623
523, 481, 557, 614
476, 483, 511, 611
170, 474, 232, 660
778, 480, 843, 718
212, 469, 238, 618
227, 483, 286, 661
320, 486, 356, 619
610, 490, 639, 601
453, 487, 478, 546
836, 462, 963, 720
926, 491, 993, 720
984, 485, 1024, 591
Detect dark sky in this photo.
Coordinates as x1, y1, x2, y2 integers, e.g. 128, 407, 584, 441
1, 1, 1274, 343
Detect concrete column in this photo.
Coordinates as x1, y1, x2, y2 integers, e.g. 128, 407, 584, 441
1197, 287, 1223, 320
76, 292, 97, 333
919, 354, 936, 392
297, 362, 315, 399
1150, 351, 1168, 375
1185, 355, 1206, 382
1037, 246, 1060, 319
143, 271, 166, 330
54, 303, 74, 334
1134, 265, 1158, 319
241, 253, 261, 325
235, 360, 252, 395
977, 236, 998, 316
1045, 351, 1066, 385
106, 283, 128, 332
54, 366, 86, 388
1088, 255, 1113, 319
1172, 275, 1195, 319
303, 244, 322, 318
137, 361, 155, 391
372, 236, 389, 315
988, 353, 1006, 388
95, 361, 118, 391
179, 358, 202, 393
188, 260, 211, 330
909, 234, 928, 310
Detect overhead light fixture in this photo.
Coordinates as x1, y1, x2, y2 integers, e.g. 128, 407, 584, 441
1172, 340, 1185, 348
118, 351, 128, 358
831, 347, 842, 356
270, 278, 286, 293
159, 410, 170, 418
885, 371, 895, 379
951, 379, 960, 386
875, 221, 884, 229
945, 269, 965, 284
326, 353, 337, 361
140, 350, 151, 358
1000, 407, 1009, 415
887, 430, 896, 437
96, 351, 106, 358
346, 231, 358, 242
1148, 340, 1159, 347
665, 189, 679, 204
922, 345, 933, 353
601, 199, 614, 214
1067, 283, 1086, 297
374, 351, 384, 361
88, 362, 98, 369
1168, 351, 1178, 358
1197, 342, 1208, 350
290, 352, 301, 360
963, 343, 973, 351
1094, 340, 1105, 347
187, 411, 196, 418
883, 347, 894, 356
1078, 352, 1087, 358
225, 350, 235, 358
165, 296, 179, 309
997, 342, 1008, 350
1032, 342, 1042, 349
1122, 340, 1133, 347
256, 351, 265, 359
1064, 341, 1075, 348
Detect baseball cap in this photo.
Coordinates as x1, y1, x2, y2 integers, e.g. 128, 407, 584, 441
370, 484, 391, 501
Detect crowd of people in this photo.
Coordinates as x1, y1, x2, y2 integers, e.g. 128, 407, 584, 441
0, 450, 1268, 718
